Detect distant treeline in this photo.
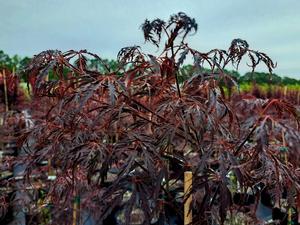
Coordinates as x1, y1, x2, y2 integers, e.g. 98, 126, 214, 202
179, 65, 300, 86
1, 50, 299, 86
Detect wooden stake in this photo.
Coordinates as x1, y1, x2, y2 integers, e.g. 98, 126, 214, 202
282, 129, 288, 164
297, 193, 300, 224
287, 208, 292, 225
72, 195, 80, 225
2, 69, 9, 112
184, 171, 192, 225
282, 129, 292, 225
284, 86, 287, 98
72, 166, 80, 225
48, 159, 54, 177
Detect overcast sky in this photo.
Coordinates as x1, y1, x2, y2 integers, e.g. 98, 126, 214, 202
1, 0, 299, 78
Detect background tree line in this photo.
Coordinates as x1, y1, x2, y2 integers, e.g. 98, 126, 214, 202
1, 50, 300, 86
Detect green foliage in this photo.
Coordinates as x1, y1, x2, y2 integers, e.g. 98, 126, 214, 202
239, 72, 281, 84
282, 76, 300, 85
0, 50, 30, 72
238, 72, 300, 87
0, 50, 11, 68
89, 58, 121, 73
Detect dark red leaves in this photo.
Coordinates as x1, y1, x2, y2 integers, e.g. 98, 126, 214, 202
1, 13, 299, 225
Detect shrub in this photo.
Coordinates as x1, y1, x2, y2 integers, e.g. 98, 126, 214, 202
1, 12, 300, 224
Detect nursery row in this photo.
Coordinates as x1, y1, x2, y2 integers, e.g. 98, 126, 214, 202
0, 13, 300, 225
